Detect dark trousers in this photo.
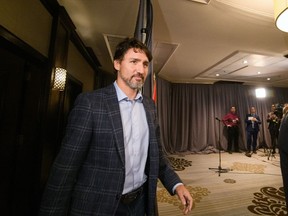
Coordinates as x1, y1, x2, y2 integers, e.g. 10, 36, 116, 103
247, 130, 259, 152
269, 129, 279, 153
227, 126, 239, 152
115, 189, 147, 216
279, 149, 288, 209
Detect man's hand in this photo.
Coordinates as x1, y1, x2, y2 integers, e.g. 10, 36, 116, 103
175, 184, 193, 215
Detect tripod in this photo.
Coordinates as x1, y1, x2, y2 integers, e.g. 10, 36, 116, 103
260, 112, 276, 161
266, 130, 277, 161
209, 117, 229, 176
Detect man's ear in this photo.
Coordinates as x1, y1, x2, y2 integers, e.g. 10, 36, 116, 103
114, 60, 120, 71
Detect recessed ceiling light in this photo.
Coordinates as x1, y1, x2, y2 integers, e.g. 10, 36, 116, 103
188, 0, 211, 4
257, 71, 261, 74
243, 60, 248, 64
267, 77, 271, 81
216, 73, 220, 76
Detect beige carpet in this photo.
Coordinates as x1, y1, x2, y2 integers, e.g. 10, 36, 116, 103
157, 149, 287, 216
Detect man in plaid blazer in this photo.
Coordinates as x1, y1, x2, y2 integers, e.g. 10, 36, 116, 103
278, 103, 288, 210
39, 38, 193, 216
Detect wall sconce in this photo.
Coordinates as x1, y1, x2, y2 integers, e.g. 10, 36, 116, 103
53, 67, 67, 91
274, 0, 288, 32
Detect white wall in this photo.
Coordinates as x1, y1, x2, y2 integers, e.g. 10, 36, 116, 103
67, 41, 95, 92
0, 0, 52, 57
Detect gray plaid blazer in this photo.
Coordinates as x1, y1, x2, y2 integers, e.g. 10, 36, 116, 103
39, 84, 181, 216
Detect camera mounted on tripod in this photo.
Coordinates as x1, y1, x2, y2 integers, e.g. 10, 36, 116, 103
274, 103, 284, 119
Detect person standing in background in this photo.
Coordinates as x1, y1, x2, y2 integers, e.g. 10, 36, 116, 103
245, 106, 261, 155
267, 104, 281, 154
222, 106, 240, 154
278, 103, 288, 209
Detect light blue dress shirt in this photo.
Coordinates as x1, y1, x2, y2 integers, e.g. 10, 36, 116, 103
114, 82, 149, 194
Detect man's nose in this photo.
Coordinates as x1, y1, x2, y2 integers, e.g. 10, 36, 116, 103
136, 64, 146, 74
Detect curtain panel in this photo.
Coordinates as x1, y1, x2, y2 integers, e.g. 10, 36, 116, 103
157, 77, 288, 153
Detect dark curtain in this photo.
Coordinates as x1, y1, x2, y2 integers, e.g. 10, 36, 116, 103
157, 77, 288, 153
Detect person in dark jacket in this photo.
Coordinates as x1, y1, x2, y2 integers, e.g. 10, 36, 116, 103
39, 38, 193, 216
278, 103, 288, 209
245, 106, 261, 154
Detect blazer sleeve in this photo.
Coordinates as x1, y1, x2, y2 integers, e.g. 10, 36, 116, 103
245, 114, 250, 124
147, 99, 182, 195
157, 127, 182, 195
39, 93, 93, 216
256, 115, 261, 124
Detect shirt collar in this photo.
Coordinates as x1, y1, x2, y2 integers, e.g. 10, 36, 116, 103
113, 81, 143, 102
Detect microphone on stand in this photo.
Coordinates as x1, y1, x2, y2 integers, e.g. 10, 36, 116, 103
215, 117, 221, 121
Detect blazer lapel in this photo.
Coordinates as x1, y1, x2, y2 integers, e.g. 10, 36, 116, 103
143, 96, 158, 162
104, 84, 125, 165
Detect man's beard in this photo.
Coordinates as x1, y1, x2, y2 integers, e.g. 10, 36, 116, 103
120, 72, 145, 90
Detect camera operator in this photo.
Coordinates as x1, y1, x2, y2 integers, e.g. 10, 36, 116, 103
267, 104, 281, 154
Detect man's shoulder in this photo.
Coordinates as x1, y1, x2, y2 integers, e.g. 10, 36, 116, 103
142, 95, 156, 107
75, 84, 117, 107
81, 84, 115, 97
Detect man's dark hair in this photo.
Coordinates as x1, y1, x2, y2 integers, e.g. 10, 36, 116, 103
113, 37, 153, 62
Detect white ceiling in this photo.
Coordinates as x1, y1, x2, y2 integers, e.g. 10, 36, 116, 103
58, 0, 288, 87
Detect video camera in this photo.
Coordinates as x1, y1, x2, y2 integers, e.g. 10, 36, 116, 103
274, 103, 284, 118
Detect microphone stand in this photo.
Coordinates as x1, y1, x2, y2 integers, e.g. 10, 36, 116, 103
209, 117, 229, 176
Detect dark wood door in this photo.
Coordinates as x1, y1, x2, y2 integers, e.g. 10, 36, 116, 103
0, 47, 46, 215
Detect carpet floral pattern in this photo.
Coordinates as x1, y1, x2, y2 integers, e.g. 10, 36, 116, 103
224, 178, 236, 184
231, 162, 266, 174
157, 185, 210, 210
167, 157, 192, 171
248, 186, 287, 216
157, 153, 285, 215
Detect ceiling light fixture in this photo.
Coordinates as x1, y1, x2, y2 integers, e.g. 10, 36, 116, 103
188, 0, 211, 5
274, 0, 288, 32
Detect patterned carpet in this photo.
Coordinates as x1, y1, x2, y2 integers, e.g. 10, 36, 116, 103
157, 150, 287, 216
248, 186, 286, 216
